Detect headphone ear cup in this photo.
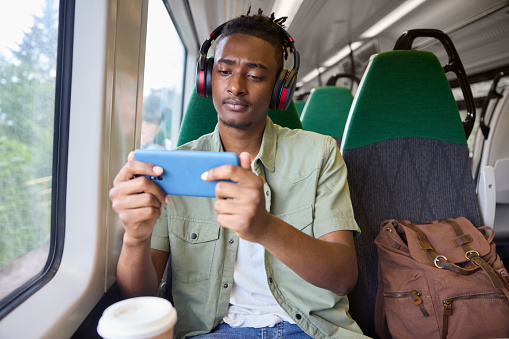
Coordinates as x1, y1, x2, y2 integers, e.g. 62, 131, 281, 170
270, 68, 289, 110
280, 69, 298, 111
204, 57, 214, 98
196, 55, 206, 97
195, 57, 215, 97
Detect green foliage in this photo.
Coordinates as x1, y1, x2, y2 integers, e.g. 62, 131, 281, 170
0, 136, 51, 266
0, 0, 56, 267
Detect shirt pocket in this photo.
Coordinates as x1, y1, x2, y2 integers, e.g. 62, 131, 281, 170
169, 217, 220, 283
276, 205, 314, 237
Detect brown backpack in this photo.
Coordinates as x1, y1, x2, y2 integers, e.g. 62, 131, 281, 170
374, 217, 509, 339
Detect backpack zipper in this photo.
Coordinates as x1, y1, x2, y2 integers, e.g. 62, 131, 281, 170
383, 289, 429, 317
442, 293, 508, 339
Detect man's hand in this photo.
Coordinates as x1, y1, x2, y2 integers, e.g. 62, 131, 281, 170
109, 152, 169, 244
202, 152, 271, 242
202, 152, 358, 295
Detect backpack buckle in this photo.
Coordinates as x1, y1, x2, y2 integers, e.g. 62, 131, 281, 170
465, 250, 480, 261
434, 255, 447, 268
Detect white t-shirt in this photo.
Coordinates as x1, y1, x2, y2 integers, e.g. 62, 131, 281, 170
223, 238, 295, 327
223, 163, 295, 328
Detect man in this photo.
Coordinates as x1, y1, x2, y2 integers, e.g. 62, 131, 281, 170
110, 8, 365, 339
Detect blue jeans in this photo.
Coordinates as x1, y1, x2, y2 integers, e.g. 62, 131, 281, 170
193, 322, 313, 338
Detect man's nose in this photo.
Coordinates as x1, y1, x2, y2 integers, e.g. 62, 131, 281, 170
227, 73, 246, 96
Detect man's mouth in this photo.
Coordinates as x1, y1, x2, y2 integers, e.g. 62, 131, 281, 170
223, 99, 250, 111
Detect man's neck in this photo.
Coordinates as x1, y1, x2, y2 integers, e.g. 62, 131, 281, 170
219, 124, 264, 163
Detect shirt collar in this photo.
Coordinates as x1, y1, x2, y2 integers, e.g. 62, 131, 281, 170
210, 117, 277, 172
210, 123, 225, 152
256, 117, 276, 172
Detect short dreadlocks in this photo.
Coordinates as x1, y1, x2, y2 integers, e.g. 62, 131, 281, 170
215, 7, 293, 70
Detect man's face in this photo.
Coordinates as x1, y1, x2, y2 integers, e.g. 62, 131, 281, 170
211, 33, 280, 130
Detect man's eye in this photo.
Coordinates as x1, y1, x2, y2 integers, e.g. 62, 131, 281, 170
218, 70, 231, 75
248, 74, 263, 80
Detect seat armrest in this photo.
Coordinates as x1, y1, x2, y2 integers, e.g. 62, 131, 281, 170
477, 166, 496, 227
494, 157, 509, 204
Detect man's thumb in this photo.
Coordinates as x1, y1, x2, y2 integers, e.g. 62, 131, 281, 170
239, 152, 251, 170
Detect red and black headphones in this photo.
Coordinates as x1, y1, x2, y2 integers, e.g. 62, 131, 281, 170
195, 22, 300, 111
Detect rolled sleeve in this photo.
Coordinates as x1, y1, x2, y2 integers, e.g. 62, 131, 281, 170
313, 138, 361, 238
151, 204, 170, 252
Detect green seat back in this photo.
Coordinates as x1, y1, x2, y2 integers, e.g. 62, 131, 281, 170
294, 100, 306, 117
268, 100, 303, 130
300, 87, 353, 139
341, 50, 479, 338
176, 89, 218, 147
177, 87, 302, 146
342, 50, 466, 151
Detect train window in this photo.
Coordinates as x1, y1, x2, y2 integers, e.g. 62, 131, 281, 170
0, 0, 68, 317
453, 76, 509, 153
141, 0, 186, 150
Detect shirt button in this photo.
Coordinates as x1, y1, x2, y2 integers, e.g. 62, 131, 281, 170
190, 233, 197, 239
223, 283, 229, 289
265, 191, 269, 196
269, 277, 273, 283
296, 314, 302, 320
229, 239, 234, 244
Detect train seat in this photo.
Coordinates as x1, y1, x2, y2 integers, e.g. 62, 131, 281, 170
267, 99, 303, 130
340, 38, 481, 337
176, 88, 218, 147
294, 100, 306, 117
176, 87, 302, 147
300, 86, 353, 145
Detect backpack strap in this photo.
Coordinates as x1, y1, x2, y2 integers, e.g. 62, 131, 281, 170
403, 222, 480, 276
443, 219, 504, 289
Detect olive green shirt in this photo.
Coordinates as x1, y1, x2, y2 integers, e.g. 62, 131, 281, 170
151, 117, 365, 338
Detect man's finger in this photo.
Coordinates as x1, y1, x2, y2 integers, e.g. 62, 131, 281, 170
201, 152, 253, 183
216, 213, 244, 230
213, 195, 246, 214
239, 152, 251, 170
202, 164, 252, 183
113, 159, 163, 185
111, 174, 169, 205
117, 206, 162, 229
113, 191, 165, 211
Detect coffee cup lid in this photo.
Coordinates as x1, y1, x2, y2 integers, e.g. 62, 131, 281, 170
97, 296, 177, 339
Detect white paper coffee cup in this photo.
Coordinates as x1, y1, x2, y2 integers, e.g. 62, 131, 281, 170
97, 296, 177, 339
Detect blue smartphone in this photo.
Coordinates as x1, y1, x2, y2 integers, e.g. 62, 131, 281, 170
133, 149, 240, 197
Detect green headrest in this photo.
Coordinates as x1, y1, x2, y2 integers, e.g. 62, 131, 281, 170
342, 50, 466, 151
301, 87, 353, 139
268, 100, 303, 130
176, 87, 302, 146
294, 100, 306, 117
176, 89, 218, 147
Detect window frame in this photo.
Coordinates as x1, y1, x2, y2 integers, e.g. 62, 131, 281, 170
0, 0, 74, 320
163, 0, 188, 134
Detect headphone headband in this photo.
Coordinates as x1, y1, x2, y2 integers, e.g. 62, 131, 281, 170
195, 21, 299, 110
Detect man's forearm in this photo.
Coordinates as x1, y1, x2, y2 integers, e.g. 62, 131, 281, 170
116, 234, 159, 297
259, 216, 358, 296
